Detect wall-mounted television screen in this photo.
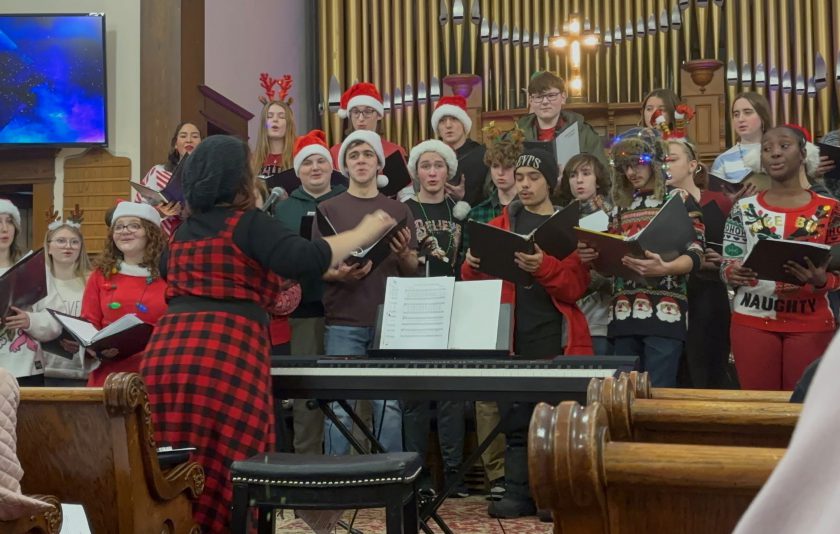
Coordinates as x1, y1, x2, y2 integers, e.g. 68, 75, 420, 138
0, 13, 107, 147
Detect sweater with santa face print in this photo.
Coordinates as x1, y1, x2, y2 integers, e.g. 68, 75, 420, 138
721, 190, 840, 332
607, 188, 706, 341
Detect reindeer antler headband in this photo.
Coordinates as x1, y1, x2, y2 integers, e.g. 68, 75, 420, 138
46, 204, 84, 231
259, 73, 294, 105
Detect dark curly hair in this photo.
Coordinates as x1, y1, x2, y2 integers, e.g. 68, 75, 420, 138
554, 153, 612, 207
94, 219, 165, 279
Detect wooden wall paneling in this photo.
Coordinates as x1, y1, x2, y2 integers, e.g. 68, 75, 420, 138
0, 149, 59, 250
63, 149, 131, 255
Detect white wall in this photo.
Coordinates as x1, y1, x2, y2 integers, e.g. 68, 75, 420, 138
205, 0, 315, 144
2, 1, 141, 211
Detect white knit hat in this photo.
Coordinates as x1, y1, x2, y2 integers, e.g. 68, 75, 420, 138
337, 130, 389, 188
0, 200, 21, 227
407, 140, 459, 181
431, 95, 473, 135
112, 201, 162, 228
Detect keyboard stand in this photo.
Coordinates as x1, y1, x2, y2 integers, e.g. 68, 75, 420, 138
318, 398, 510, 534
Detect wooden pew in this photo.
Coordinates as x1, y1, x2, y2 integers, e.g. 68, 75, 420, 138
588, 371, 791, 404
529, 401, 784, 534
0, 495, 61, 534
16, 373, 204, 534
587, 371, 798, 447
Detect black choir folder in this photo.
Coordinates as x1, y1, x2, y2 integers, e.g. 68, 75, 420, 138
316, 208, 408, 272
379, 152, 413, 198
466, 201, 581, 286
0, 249, 47, 318
574, 194, 697, 284
819, 142, 840, 183
47, 310, 153, 360
369, 277, 512, 359
130, 181, 168, 206
742, 239, 836, 285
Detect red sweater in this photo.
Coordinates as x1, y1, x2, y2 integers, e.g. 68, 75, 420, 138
461, 204, 593, 355
82, 268, 168, 386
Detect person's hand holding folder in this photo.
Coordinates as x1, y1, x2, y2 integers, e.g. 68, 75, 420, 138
157, 201, 182, 218
783, 256, 830, 288
327, 261, 373, 282
621, 251, 673, 278
724, 261, 758, 287
514, 245, 544, 273
3, 307, 30, 330
576, 241, 599, 264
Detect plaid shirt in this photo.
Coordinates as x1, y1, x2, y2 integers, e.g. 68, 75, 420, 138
461, 191, 504, 254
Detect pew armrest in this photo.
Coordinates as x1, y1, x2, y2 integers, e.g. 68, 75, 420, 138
103, 373, 206, 502
0, 494, 62, 534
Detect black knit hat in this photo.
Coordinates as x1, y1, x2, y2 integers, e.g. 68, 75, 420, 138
182, 135, 249, 211
515, 147, 559, 190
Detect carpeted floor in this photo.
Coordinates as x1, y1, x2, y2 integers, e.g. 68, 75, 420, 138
274, 495, 552, 533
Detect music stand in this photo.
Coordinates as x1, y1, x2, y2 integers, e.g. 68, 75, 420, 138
367, 303, 513, 359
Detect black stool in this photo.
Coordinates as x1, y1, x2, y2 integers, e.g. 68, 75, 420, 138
231, 452, 423, 534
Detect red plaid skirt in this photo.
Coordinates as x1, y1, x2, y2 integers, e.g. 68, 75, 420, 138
140, 311, 275, 533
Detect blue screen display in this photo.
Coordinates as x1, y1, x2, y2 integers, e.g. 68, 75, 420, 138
0, 14, 107, 145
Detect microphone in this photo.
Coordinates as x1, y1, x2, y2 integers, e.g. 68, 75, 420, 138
261, 186, 288, 212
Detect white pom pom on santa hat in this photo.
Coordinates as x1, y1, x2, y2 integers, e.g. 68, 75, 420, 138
377, 174, 389, 188
452, 200, 471, 220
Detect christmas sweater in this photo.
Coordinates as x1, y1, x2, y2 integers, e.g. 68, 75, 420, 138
721, 191, 840, 332
606, 189, 705, 341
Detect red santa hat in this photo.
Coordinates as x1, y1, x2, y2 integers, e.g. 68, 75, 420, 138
337, 130, 389, 188
337, 83, 385, 119
293, 130, 334, 175
658, 296, 678, 308
431, 95, 473, 136
112, 201, 162, 228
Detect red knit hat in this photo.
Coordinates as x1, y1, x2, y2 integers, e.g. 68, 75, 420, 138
431, 95, 473, 135
292, 130, 334, 175
337, 83, 385, 119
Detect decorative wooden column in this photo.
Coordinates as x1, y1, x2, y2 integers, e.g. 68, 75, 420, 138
140, 0, 205, 175
681, 60, 726, 166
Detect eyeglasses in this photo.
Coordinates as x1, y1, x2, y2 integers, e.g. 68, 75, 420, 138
50, 238, 82, 248
113, 222, 143, 233
350, 108, 378, 119
530, 91, 563, 103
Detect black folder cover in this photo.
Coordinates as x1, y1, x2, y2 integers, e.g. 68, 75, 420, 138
48, 309, 154, 360
379, 152, 413, 198
466, 202, 580, 285
742, 239, 831, 285
819, 142, 840, 183
316, 209, 408, 274
0, 249, 47, 317
575, 194, 697, 284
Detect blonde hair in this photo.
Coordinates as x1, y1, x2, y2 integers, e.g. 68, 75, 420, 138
44, 224, 92, 279
667, 139, 709, 190
251, 100, 297, 176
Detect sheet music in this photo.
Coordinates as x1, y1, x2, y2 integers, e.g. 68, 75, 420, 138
380, 277, 456, 350
554, 123, 581, 168
448, 280, 503, 350
578, 210, 609, 232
